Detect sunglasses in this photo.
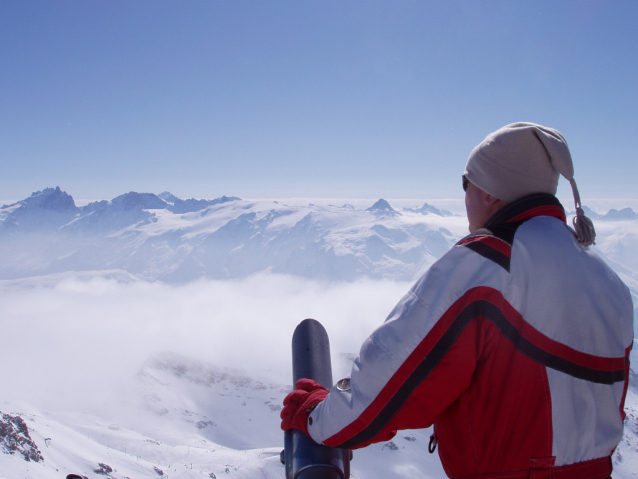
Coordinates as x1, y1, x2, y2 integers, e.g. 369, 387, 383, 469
462, 174, 469, 192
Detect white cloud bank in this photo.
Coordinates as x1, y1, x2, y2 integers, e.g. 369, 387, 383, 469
1, 273, 412, 413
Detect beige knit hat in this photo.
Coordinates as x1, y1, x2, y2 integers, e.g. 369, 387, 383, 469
464, 122, 595, 246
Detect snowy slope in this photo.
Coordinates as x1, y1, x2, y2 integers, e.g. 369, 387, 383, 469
0, 351, 447, 479
1, 347, 636, 479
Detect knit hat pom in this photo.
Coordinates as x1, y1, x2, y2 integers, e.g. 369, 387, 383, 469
570, 178, 596, 246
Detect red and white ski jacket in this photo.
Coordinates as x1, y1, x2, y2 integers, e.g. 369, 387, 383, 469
307, 194, 634, 479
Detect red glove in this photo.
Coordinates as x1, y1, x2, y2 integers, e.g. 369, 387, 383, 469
280, 378, 329, 436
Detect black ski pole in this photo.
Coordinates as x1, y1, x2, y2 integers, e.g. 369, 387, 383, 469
281, 318, 351, 479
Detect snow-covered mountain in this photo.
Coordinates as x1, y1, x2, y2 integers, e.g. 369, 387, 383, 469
3, 187, 638, 478
3, 187, 638, 312
0, 188, 466, 283
5, 187, 638, 287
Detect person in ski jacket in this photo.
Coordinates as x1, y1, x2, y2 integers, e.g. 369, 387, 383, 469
281, 123, 634, 479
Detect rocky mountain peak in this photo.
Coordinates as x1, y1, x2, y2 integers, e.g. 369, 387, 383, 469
111, 192, 168, 211
366, 199, 400, 215
158, 191, 180, 204
407, 202, 453, 217
24, 187, 77, 212
601, 207, 638, 221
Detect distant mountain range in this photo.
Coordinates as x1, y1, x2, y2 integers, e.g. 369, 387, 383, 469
0, 187, 465, 283
1, 187, 637, 320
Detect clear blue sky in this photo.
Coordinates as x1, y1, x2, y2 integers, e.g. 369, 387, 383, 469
2, 1, 637, 201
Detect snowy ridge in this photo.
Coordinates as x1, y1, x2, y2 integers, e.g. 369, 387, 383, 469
4, 187, 638, 286
0, 187, 467, 283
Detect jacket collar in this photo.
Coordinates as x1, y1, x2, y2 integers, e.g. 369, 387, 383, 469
484, 193, 566, 228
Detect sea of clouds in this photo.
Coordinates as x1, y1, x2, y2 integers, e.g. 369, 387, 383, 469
0, 273, 412, 416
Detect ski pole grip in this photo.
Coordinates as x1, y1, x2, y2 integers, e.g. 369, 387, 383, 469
282, 318, 351, 479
